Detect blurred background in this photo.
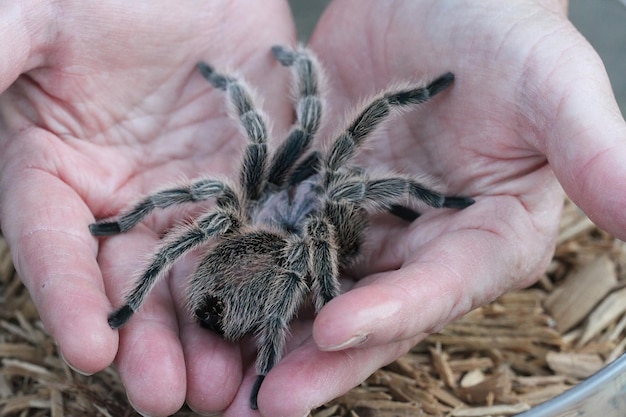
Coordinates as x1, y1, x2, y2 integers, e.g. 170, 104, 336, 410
288, 0, 626, 116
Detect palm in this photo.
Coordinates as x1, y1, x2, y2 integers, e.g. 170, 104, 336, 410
306, 0, 564, 299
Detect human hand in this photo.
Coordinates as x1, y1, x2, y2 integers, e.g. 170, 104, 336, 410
246, 1, 626, 416
0, 1, 298, 415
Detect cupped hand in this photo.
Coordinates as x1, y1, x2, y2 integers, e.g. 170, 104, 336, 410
0, 1, 298, 415
251, 1, 626, 416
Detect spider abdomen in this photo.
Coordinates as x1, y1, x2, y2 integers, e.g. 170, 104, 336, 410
189, 231, 300, 340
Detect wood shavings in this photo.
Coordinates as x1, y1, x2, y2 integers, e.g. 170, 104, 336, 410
430, 346, 456, 389
456, 365, 514, 405
545, 352, 605, 379
449, 402, 531, 417
578, 286, 626, 345
545, 255, 617, 333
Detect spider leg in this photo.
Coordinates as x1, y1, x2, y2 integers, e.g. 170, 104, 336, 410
286, 151, 423, 222
328, 173, 474, 214
198, 62, 269, 200
440, 196, 477, 209
267, 46, 323, 186
388, 204, 421, 222
107, 208, 241, 329
386, 196, 471, 220
287, 150, 322, 186
89, 178, 239, 236
303, 216, 340, 311
323, 72, 455, 176
250, 376, 265, 410
250, 237, 310, 409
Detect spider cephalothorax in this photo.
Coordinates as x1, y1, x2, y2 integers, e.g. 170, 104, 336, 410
89, 45, 474, 409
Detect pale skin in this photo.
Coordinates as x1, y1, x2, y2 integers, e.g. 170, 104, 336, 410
1, 0, 625, 416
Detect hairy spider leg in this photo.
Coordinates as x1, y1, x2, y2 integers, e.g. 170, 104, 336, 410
249, 266, 308, 410
198, 63, 269, 201
287, 150, 322, 186
328, 172, 474, 215
89, 179, 239, 236
388, 199, 481, 219
388, 204, 421, 222
304, 216, 341, 311
387, 197, 479, 219
288, 151, 428, 222
107, 208, 242, 328
316, 72, 474, 212
267, 46, 323, 186
249, 216, 339, 409
323, 72, 455, 179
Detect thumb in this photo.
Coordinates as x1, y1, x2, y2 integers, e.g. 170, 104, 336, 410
529, 27, 626, 238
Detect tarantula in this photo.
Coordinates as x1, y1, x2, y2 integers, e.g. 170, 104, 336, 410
89, 45, 474, 409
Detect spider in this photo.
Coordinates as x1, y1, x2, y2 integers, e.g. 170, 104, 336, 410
89, 45, 474, 410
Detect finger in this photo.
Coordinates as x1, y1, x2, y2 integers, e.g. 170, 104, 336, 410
0, 2, 57, 91
312, 192, 561, 352
116, 314, 187, 417
97, 227, 187, 416
254, 336, 421, 417
522, 25, 626, 239
180, 322, 243, 414
168, 257, 244, 414
216, 317, 317, 417
0, 152, 117, 374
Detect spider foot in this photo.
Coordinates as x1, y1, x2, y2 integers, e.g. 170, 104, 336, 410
271, 45, 296, 66
442, 196, 475, 209
249, 374, 265, 410
108, 304, 134, 329
197, 62, 230, 90
388, 204, 421, 222
427, 72, 455, 96
89, 221, 123, 236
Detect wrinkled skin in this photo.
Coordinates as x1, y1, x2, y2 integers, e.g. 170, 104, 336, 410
1, 0, 625, 416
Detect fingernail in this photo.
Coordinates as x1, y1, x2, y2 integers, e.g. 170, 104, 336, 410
59, 350, 94, 376
127, 396, 155, 417
322, 333, 369, 351
187, 405, 222, 417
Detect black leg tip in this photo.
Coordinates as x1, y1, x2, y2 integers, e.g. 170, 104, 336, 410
388, 204, 421, 222
89, 221, 122, 236
108, 305, 134, 329
197, 62, 228, 90
443, 196, 475, 209
197, 62, 214, 78
271, 45, 295, 66
428, 72, 455, 96
249, 375, 265, 410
